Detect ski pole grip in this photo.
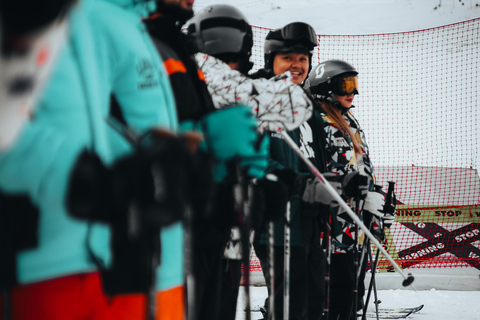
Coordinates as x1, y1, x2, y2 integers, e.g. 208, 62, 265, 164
402, 273, 415, 287
383, 181, 396, 214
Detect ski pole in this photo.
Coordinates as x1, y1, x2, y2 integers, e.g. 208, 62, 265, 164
371, 247, 381, 320
106, 117, 160, 320
268, 219, 275, 320
283, 202, 291, 320
357, 184, 382, 281
279, 131, 414, 287
184, 207, 196, 320
323, 214, 332, 319
349, 199, 364, 320
362, 245, 380, 320
235, 164, 253, 320
362, 181, 396, 320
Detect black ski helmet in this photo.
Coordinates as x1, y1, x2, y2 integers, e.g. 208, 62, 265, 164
264, 22, 317, 71
186, 4, 253, 60
307, 59, 359, 97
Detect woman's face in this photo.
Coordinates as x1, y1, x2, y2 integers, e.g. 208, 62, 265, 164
272, 52, 310, 85
335, 93, 355, 109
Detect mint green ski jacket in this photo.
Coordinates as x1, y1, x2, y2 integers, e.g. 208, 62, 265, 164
0, 0, 182, 292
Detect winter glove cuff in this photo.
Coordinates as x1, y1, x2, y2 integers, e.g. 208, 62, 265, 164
363, 191, 385, 218
383, 212, 395, 228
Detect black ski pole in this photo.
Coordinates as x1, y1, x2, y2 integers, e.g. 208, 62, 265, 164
362, 245, 380, 320
283, 202, 291, 320
362, 181, 397, 320
184, 207, 196, 320
349, 198, 364, 320
323, 212, 332, 320
106, 118, 158, 320
146, 235, 159, 320
371, 246, 381, 319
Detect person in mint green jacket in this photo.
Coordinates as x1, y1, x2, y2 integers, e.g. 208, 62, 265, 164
85, 1, 268, 319
85, 1, 185, 317
0, 0, 185, 318
0, 1, 268, 319
0, 1, 149, 318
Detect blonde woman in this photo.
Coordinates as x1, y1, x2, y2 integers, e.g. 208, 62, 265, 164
307, 59, 385, 320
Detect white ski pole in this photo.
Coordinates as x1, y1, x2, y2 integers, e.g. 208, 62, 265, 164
268, 220, 275, 320
279, 131, 414, 287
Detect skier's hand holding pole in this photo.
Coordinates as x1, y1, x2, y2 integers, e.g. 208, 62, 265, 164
278, 131, 414, 287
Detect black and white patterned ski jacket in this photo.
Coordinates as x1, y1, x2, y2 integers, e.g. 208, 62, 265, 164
320, 108, 377, 253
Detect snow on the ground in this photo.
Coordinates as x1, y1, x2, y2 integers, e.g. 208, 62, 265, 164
235, 286, 480, 320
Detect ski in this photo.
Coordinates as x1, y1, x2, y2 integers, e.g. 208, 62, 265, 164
254, 305, 423, 315
249, 306, 262, 312
363, 311, 412, 319
377, 304, 424, 314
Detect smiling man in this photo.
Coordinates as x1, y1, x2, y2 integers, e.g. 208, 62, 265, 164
251, 21, 317, 86
249, 22, 332, 320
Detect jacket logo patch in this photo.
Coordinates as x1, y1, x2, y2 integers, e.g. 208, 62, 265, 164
334, 137, 350, 147
270, 132, 283, 139
136, 59, 158, 89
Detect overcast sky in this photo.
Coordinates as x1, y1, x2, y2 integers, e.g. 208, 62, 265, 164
192, 0, 480, 34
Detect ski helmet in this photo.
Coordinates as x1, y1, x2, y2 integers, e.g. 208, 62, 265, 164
264, 22, 317, 71
186, 4, 253, 60
307, 59, 359, 97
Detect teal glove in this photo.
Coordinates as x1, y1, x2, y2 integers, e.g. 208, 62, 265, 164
239, 134, 269, 179
201, 105, 268, 182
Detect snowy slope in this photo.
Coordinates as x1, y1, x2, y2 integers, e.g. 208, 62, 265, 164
193, 0, 480, 35
236, 286, 480, 320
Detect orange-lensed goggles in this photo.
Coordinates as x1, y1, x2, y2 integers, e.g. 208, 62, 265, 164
334, 76, 359, 95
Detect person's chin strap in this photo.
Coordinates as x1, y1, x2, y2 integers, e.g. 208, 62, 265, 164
238, 57, 254, 76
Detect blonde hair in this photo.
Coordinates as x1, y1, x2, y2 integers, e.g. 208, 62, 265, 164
321, 100, 363, 155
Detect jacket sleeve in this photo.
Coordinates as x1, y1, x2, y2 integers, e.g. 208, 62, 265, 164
195, 53, 313, 132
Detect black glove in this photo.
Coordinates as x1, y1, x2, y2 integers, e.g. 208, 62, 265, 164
209, 182, 236, 231
341, 170, 370, 200
187, 148, 215, 222
0, 191, 39, 286
270, 168, 305, 199
66, 150, 115, 222
67, 130, 194, 227
256, 174, 289, 222
249, 181, 266, 231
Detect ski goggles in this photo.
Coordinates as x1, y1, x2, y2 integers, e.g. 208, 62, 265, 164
267, 22, 317, 50
333, 75, 359, 95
